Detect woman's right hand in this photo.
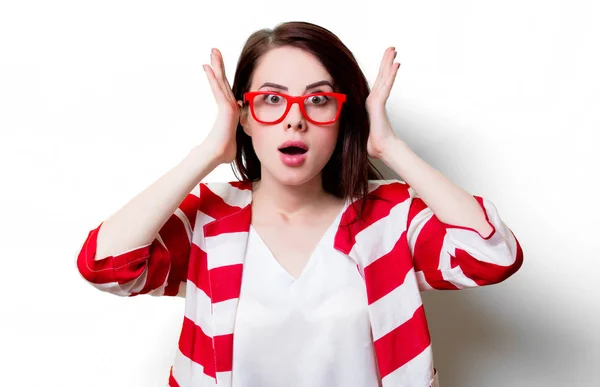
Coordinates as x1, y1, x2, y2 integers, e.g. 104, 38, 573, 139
202, 48, 241, 164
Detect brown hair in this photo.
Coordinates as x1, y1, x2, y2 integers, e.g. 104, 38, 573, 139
229, 21, 386, 226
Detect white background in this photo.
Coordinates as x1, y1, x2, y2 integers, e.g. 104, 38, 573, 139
1, 0, 598, 386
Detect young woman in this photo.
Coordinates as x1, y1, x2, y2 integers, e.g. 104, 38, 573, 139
77, 21, 523, 387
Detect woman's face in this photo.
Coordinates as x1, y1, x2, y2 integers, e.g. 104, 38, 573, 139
240, 45, 340, 187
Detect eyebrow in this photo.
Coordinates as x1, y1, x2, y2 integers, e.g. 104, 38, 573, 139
258, 80, 334, 92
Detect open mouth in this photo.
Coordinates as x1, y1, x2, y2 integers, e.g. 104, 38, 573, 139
278, 146, 308, 155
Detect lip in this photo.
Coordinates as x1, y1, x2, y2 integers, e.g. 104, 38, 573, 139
278, 140, 309, 167
279, 151, 307, 167
278, 140, 309, 151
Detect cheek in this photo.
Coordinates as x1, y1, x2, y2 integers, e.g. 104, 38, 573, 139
312, 127, 340, 158
247, 125, 274, 157
322, 125, 340, 148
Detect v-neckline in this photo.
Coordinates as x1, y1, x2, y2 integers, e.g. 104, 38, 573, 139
249, 200, 348, 283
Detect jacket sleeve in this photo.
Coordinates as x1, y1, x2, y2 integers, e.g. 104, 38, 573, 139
75, 183, 203, 297
405, 185, 524, 291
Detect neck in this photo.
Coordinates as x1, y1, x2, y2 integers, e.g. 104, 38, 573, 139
251, 172, 330, 222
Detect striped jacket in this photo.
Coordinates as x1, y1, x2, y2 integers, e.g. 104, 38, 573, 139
76, 179, 523, 387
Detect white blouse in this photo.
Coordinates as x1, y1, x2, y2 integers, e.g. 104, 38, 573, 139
231, 210, 382, 387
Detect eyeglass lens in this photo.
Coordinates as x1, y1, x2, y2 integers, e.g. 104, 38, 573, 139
251, 94, 339, 123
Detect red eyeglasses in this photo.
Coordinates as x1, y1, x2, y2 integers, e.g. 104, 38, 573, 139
243, 91, 347, 125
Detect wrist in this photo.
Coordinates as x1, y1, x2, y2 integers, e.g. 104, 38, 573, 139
379, 136, 404, 163
189, 142, 226, 167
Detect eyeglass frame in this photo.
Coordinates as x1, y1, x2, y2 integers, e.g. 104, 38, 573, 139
242, 91, 347, 125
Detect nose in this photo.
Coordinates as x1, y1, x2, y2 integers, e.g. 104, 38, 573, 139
285, 101, 306, 130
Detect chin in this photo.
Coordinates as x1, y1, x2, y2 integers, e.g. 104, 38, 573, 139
275, 173, 312, 187
270, 166, 320, 187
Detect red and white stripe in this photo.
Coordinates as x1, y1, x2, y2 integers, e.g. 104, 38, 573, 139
76, 179, 522, 387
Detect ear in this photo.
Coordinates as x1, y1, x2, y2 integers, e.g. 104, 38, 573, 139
238, 100, 251, 136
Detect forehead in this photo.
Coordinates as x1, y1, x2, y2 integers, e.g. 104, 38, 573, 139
251, 46, 333, 92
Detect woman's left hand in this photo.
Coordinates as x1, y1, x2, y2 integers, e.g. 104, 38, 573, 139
366, 46, 401, 159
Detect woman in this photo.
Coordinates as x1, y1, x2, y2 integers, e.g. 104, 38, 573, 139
77, 21, 523, 387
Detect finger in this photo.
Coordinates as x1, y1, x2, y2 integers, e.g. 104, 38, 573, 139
212, 49, 236, 102
383, 47, 397, 80
377, 47, 391, 77
213, 49, 228, 80
214, 49, 236, 100
373, 47, 395, 93
210, 49, 235, 104
381, 62, 401, 96
210, 50, 227, 94
378, 47, 395, 80
203, 64, 228, 105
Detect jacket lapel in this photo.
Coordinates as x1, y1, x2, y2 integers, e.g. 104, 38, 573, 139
201, 180, 366, 385
202, 181, 253, 384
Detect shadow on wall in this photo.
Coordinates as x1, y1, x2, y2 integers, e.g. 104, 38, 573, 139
421, 287, 592, 387
371, 157, 594, 387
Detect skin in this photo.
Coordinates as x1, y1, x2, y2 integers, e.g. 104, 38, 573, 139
238, 46, 345, 224
203, 44, 404, 278
234, 46, 349, 278
203, 44, 401, 226
205, 43, 498, 277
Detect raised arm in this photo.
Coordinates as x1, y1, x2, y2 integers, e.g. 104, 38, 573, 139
76, 47, 242, 297
405, 185, 524, 290
76, 143, 223, 297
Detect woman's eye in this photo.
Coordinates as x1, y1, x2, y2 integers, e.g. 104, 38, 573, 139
264, 94, 281, 104
309, 95, 328, 105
